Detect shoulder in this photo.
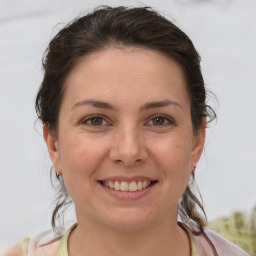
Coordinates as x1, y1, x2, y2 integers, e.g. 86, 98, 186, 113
1, 243, 22, 256
26, 229, 61, 256
185, 220, 250, 256
2, 224, 76, 256
2, 230, 61, 256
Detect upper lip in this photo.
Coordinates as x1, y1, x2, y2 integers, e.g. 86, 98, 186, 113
97, 176, 158, 182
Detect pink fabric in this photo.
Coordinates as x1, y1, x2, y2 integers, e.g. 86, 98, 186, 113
201, 228, 250, 256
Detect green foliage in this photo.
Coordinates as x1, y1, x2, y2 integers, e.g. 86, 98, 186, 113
208, 208, 256, 255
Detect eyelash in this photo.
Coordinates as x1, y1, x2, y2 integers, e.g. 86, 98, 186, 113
80, 114, 175, 128
145, 114, 174, 127
80, 115, 110, 128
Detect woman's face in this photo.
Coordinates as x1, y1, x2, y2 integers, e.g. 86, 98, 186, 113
44, 47, 205, 231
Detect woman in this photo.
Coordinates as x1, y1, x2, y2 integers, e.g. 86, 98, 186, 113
4, 6, 250, 256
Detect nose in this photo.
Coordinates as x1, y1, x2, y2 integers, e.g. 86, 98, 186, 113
109, 126, 148, 167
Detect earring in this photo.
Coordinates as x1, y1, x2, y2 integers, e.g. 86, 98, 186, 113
193, 162, 196, 172
56, 172, 60, 178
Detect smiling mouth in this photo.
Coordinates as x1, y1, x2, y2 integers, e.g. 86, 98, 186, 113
98, 180, 158, 192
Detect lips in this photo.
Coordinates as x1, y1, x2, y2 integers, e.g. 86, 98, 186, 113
98, 180, 158, 192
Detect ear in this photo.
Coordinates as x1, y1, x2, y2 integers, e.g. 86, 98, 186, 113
43, 124, 62, 175
191, 118, 206, 171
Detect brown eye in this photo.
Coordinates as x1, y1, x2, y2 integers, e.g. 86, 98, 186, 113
81, 115, 109, 128
152, 116, 165, 126
90, 117, 103, 126
146, 115, 173, 127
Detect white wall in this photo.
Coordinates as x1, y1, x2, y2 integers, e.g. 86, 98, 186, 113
0, 0, 255, 249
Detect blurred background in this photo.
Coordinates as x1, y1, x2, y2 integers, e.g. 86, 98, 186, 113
0, 0, 256, 253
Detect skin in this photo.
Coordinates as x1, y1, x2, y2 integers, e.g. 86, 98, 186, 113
44, 47, 205, 256
2, 243, 22, 256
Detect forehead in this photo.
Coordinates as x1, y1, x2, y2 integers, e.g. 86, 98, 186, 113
63, 47, 189, 109
68, 46, 185, 80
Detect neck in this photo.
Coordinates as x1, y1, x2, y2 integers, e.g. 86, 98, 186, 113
68, 217, 190, 256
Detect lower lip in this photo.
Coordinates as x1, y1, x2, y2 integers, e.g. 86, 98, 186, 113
99, 183, 156, 200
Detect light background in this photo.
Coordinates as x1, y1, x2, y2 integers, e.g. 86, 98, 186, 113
0, 0, 255, 250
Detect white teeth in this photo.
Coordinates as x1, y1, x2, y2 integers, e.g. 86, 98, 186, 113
137, 181, 142, 190
114, 181, 120, 190
120, 181, 129, 192
102, 180, 154, 192
109, 181, 114, 189
129, 181, 137, 192
142, 181, 147, 189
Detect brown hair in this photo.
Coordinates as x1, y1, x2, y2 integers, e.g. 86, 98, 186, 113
35, 6, 215, 232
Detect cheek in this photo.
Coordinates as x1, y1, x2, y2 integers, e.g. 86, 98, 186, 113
154, 137, 192, 170
151, 135, 193, 191
58, 134, 108, 186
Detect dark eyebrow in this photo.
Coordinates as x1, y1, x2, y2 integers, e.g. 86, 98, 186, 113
71, 100, 116, 111
140, 100, 183, 111
71, 99, 183, 112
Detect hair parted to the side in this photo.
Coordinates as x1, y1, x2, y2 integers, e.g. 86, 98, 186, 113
35, 5, 216, 233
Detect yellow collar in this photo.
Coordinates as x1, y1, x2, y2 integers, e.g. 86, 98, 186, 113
56, 223, 199, 256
